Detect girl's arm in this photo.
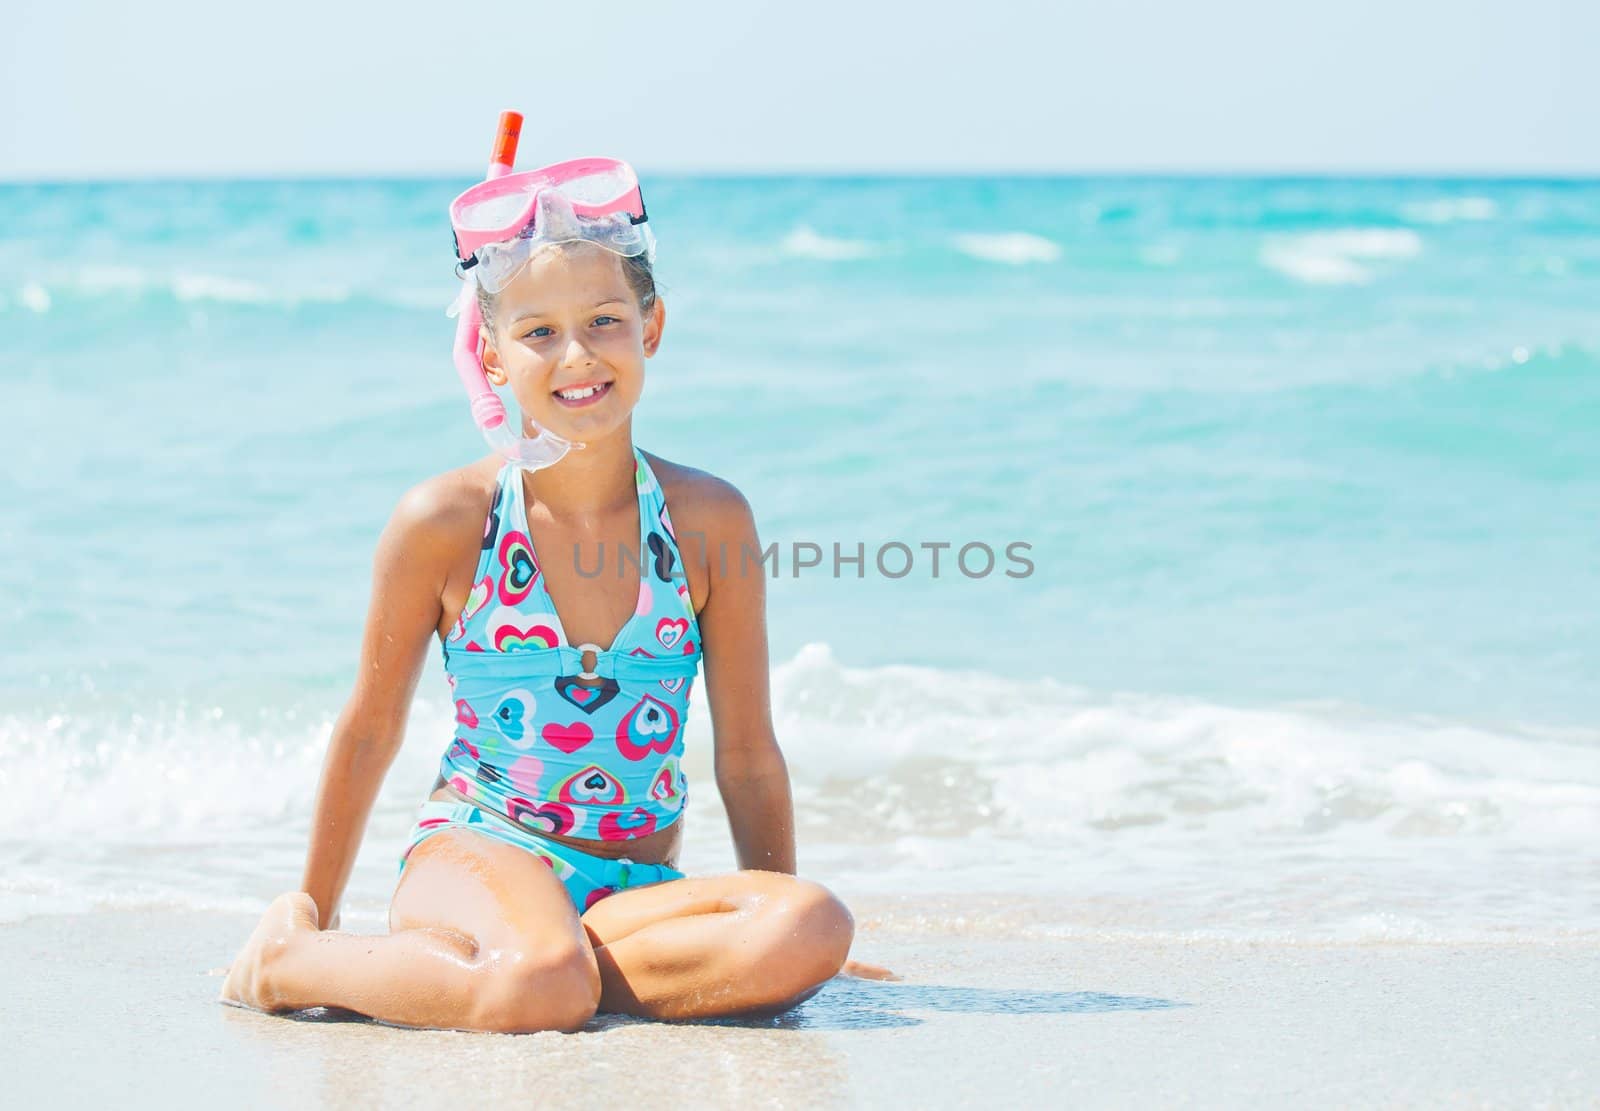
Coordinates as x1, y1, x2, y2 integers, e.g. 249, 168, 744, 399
299, 483, 457, 928
694, 475, 900, 980
698, 483, 796, 874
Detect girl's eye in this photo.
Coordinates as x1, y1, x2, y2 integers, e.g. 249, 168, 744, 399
524, 325, 554, 339
592, 315, 619, 326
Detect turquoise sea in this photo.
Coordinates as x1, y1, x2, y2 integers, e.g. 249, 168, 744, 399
2, 177, 1597, 940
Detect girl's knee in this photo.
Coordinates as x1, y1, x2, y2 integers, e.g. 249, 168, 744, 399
472, 937, 601, 1034
764, 876, 855, 986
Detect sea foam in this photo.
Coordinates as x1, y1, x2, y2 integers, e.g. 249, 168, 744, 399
1259, 227, 1423, 285
952, 232, 1062, 264
5, 643, 1596, 937
782, 226, 878, 261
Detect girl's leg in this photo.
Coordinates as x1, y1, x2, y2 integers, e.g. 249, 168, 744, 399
218, 829, 600, 1033
579, 870, 854, 1021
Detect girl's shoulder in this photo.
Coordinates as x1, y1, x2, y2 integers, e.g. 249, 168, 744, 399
641, 450, 758, 544
384, 455, 502, 554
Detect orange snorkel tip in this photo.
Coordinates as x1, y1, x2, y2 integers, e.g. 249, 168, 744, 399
490, 110, 523, 175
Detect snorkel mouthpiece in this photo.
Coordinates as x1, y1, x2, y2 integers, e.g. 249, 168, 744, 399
451, 109, 582, 473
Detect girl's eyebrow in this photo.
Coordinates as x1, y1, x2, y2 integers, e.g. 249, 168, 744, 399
510, 299, 628, 326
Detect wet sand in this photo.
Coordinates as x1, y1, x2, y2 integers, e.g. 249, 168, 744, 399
7, 906, 1598, 1108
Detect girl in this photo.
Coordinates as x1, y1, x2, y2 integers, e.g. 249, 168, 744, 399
218, 139, 866, 1032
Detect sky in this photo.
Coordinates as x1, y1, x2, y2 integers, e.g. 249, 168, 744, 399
2, 0, 1595, 179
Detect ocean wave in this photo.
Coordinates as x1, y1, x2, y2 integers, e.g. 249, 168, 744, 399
1401, 196, 1498, 224
952, 232, 1062, 264
8, 643, 1592, 847
173, 271, 355, 305
19, 281, 51, 313
172, 273, 281, 303
767, 644, 1600, 844
0, 698, 461, 842
3, 267, 434, 313
76, 263, 152, 293
1258, 227, 1423, 285
781, 226, 878, 261
3, 645, 1597, 933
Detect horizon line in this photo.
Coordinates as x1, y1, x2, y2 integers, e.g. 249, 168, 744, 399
4, 167, 1600, 187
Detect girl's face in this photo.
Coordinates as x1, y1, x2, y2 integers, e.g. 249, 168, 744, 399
480, 242, 663, 445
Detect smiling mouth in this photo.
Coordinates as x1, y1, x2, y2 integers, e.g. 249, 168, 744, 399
552, 381, 613, 406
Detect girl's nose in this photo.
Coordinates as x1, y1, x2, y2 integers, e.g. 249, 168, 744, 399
562, 336, 597, 368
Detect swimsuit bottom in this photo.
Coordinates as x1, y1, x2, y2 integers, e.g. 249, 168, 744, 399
397, 799, 686, 913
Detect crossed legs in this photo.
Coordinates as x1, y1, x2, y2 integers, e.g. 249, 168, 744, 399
218, 827, 854, 1032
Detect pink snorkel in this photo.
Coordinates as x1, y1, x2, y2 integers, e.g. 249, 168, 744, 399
449, 110, 582, 472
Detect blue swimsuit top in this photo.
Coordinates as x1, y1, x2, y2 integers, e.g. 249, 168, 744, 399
437, 446, 702, 842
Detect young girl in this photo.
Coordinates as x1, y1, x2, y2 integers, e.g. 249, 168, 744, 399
218, 134, 864, 1032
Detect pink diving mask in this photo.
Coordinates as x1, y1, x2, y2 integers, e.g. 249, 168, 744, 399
447, 111, 655, 472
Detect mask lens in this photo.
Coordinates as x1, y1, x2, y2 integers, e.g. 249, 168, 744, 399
552, 165, 636, 208
454, 170, 557, 233
456, 186, 539, 232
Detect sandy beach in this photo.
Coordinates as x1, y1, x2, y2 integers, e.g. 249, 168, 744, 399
9, 903, 1596, 1108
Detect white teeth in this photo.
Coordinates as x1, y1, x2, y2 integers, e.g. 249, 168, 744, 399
556, 383, 606, 400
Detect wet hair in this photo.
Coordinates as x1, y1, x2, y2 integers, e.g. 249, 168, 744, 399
474, 243, 658, 332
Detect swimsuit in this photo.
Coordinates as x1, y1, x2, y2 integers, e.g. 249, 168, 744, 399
400, 799, 686, 911
397, 446, 703, 911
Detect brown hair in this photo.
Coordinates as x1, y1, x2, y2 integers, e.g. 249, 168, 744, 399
474, 243, 658, 332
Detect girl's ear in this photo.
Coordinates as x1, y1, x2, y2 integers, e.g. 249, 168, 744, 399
480, 325, 509, 386
642, 298, 666, 357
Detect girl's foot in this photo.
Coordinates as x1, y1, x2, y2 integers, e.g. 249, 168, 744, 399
217, 892, 321, 1012
841, 959, 901, 981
